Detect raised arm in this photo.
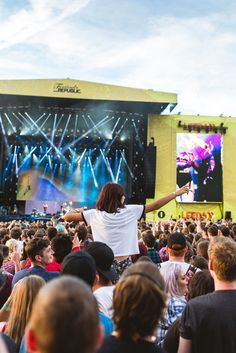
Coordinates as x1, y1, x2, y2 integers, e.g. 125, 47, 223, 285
145, 184, 189, 213
63, 208, 84, 222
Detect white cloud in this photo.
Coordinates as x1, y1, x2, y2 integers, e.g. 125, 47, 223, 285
0, 0, 90, 50
0, 2, 235, 116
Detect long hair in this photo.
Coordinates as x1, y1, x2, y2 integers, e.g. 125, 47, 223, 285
96, 183, 125, 213
160, 262, 184, 298
5, 275, 45, 350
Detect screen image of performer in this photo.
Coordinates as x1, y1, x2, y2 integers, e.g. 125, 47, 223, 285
176, 134, 223, 203
176, 152, 194, 202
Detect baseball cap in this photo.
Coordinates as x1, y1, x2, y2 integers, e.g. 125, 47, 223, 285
167, 232, 186, 250
85, 241, 118, 282
61, 251, 96, 287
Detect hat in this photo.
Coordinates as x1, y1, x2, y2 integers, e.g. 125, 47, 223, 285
85, 241, 118, 282
61, 251, 96, 287
167, 232, 186, 250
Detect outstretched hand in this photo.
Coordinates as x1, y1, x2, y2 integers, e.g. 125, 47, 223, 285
175, 184, 190, 196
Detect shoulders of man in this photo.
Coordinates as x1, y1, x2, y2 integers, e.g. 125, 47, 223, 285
13, 266, 58, 285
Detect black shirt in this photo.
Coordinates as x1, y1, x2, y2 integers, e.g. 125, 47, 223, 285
180, 290, 236, 353
97, 335, 165, 353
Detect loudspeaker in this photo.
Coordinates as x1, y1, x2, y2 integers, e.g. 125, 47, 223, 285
225, 211, 231, 220
145, 146, 157, 198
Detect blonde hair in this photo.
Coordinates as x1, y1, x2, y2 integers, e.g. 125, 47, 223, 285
160, 262, 184, 298
208, 237, 236, 282
5, 275, 45, 350
5, 239, 18, 253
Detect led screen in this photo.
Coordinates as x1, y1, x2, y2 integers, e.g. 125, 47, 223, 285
176, 133, 223, 202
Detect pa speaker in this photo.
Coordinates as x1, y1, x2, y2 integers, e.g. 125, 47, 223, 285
145, 146, 156, 198
225, 211, 231, 220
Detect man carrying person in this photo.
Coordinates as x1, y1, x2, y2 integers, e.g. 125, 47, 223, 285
178, 237, 236, 353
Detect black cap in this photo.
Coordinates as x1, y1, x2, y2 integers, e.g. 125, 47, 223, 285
85, 241, 118, 282
167, 232, 186, 250
61, 251, 96, 287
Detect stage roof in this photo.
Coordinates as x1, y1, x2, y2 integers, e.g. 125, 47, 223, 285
0, 79, 177, 114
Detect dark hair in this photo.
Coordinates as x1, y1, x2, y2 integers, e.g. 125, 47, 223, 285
51, 235, 72, 263
75, 225, 88, 242
188, 270, 214, 300
220, 225, 230, 237
188, 223, 195, 234
34, 229, 46, 238
190, 255, 208, 270
0, 251, 3, 267
47, 227, 58, 241
10, 227, 22, 240
207, 225, 218, 237
26, 238, 50, 262
0, 228, 8, 241
196, 240, 209, 260
0, 244, 9, 258
26, 229, 35, 239
157, 237, 167, 251
142, 230, 155, 248
113, 262, 166, 342
96, 182, 125, 213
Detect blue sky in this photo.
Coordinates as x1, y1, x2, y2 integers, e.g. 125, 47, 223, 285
0, 0, 235, 116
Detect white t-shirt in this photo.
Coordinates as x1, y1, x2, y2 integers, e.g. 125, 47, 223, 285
82, 205, 144, 256
93, 285, 114, 318
160, 260, 200, 274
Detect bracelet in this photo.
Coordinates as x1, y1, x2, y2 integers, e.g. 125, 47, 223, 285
172, 192, 177, 197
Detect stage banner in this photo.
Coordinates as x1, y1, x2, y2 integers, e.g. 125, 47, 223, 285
176, 202, 223, 221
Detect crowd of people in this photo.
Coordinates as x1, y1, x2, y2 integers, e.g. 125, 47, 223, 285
0, 182, 236, 353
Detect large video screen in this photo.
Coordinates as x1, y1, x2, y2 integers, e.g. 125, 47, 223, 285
16, 145, 130, 205
176, 133, 223, 202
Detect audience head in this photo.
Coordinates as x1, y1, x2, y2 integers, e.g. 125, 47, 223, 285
219, 225, 230, 237
188, 270, 214, 300
190, 255, 209, 270
142, 230, 156, 248
112, 262, 166, 342
167, 232, 187, 258
26, 238, 52, 267
61, 251, 96, 287
0, 245, 9, 259
85, 241, 118, 285
207, 225, 218, 238
6, 275, 45, 350
75, 224, 88, 243
196, 239, 209, 260
10, 228, 21, 240
208, 237, 236, 282
51, 235, 72, 264
5, 239, 18, 254
96, 182, 125, 213
26, 276, 101, 353
160, 262, 187, 298
46, 227, 58, 241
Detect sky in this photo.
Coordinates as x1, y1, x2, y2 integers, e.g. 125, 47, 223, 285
0, 0, 236, 116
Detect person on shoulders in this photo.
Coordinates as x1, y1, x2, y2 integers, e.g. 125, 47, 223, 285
64, 182, 189, 276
